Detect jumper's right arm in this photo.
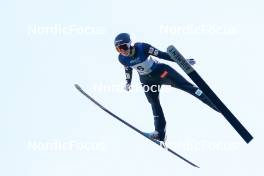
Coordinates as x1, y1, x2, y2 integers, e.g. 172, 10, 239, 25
119, 56, 133, 91
125, 66, 133, 84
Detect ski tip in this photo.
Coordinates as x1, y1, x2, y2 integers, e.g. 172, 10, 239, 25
74, 84, 80, 89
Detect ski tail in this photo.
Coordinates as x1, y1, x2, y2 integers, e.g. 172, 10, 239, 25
74, 84, 199, 168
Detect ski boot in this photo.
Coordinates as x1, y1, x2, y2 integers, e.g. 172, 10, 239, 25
143, 130, 167, 142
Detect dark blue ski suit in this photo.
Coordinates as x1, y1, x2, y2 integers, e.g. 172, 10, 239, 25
118, 43, 219, 138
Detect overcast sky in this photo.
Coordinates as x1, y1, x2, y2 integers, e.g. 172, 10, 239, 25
2, 0, 264, 175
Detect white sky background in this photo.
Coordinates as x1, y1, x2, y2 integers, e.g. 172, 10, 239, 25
1, 0, 264, 175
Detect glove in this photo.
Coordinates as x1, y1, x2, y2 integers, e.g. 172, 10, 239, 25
124, 83, 131, 91
186, 58, 196, 65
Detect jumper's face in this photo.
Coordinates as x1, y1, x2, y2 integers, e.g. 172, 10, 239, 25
116, 43, 131, 56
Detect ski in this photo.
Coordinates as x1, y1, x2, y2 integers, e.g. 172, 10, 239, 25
74, 84, 199, 168
167, 45, 253, 143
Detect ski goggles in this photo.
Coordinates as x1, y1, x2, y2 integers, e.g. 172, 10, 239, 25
115, 43, 130, 53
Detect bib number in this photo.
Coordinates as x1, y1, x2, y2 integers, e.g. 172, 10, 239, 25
136, 66, 144, 71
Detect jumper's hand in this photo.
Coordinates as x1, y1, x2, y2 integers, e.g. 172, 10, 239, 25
186, 58, 196, 65
124, 83, 131, 91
